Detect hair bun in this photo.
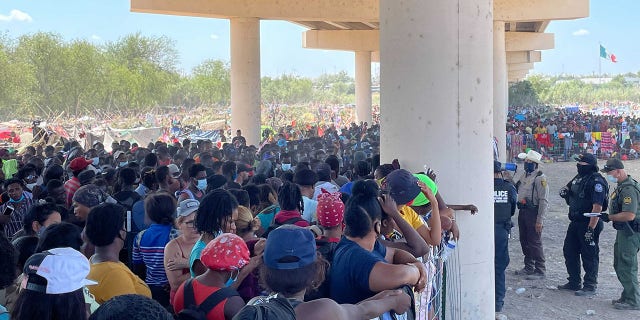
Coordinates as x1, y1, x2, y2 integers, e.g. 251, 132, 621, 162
350, 180, 379, 199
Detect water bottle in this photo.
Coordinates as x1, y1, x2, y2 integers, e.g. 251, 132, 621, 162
440, 240, 457, 262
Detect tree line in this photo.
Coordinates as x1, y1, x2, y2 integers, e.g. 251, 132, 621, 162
0, 32, 356, 120
509, 74, 640, 107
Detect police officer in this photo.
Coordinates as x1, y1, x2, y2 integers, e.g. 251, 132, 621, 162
514, 150, 549, 280
558, 153, 606, 296
600, 158, 640, 310
494, 161, 517, 314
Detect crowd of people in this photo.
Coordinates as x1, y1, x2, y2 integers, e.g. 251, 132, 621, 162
0, 121, 478, 320
505, 106, 640, 162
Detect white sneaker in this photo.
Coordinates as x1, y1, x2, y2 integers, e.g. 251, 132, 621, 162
496, 312, 508, 320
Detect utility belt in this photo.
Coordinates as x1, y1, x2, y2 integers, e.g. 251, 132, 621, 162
517, 201, 538, 210
613, 220, 640, 234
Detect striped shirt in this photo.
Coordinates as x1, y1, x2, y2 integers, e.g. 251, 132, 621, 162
132, 224, 175, 285
2, 192, 34, 239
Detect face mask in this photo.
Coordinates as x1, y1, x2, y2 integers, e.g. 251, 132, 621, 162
26, 183, 37, 191
281, 163, 291, 171
577, 164, 593, 176
196, 179, 207, 191
92, 157, 99, 166
9, 194, 25, 203
119, 161, 128, 167
524, 162, 536, 173
607, 175, 617, 184
225, 270, 239, 287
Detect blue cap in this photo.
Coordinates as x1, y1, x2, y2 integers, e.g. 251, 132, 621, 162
385, 169, 421, 205
264, 225, 316, 270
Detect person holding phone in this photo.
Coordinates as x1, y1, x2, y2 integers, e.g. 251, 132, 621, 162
0, 178, 34, 240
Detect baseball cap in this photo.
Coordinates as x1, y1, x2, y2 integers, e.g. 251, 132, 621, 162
411, 173, 438, 207
69, 157, 93, 172
385, 169, 421, 205
574, 153, 597, 166
200, 233, 250, 271
167, 164, 181, 178
73, 184, 109, 208
264, 225, 316, 270
23, 247, 97, 294
316, 191, 345, 228
177, 199, 199, 217
494, 161, 502, 173
601, 158, 624, 172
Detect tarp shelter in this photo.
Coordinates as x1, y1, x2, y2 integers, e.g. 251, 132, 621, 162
92, 127, 162, 152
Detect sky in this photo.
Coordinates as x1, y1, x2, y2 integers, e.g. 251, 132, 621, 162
0, 0, 637, 77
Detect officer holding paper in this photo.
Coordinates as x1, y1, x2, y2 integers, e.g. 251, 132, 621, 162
600, 158, 640, 310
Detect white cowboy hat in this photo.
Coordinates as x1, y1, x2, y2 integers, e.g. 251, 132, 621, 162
517, 150, 543, 164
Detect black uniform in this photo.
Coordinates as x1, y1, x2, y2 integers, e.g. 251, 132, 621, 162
494, 178, 517, 312
562, 171, 607, 291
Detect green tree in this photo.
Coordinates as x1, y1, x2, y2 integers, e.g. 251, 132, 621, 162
191, 59, 230, 106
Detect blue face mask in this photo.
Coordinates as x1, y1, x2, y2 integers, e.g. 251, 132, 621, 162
281, 163, 291, 171
607, 175, 617, 184
119, 161, 128, 167
9, 194, 25, 203
196, 179, 207, 191
524, 162, 536, 173
225, 270, 239, 287
92, 157, 99, 166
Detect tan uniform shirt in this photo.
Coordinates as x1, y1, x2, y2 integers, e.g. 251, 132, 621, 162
517, 169, 549, 224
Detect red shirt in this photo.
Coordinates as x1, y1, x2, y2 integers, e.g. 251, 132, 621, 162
173, 279, 228, 320
64, 176, 80, 206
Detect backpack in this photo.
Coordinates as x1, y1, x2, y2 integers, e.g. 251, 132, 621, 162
262, 216, 306, 238
177, 279, 240, 320
232, 294, 298, 320
304, 238, 338, 301
373, 285, 416, 320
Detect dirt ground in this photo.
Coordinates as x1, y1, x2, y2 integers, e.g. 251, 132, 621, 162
501, 160, 640, 320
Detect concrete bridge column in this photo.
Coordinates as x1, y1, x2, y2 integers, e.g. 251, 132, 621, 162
230, 17, 261, 146
355, 51, 373, 125
380, 0, 495, 318
494, 20, 508, 162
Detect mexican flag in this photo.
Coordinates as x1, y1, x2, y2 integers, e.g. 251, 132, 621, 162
600, 45, 617, 63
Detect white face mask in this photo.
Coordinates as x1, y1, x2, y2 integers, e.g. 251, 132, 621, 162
607, 175, 617, 184
26, 182, 37, 191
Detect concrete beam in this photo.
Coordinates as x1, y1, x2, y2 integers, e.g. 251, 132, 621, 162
131, 0, 378, 21
505, 32, 554, 52
495, 0, 589, 22
506, 51, 541, 64
371, 51, 380, 63
508, 63, 534, 71
304, 30, 553, 55
303, 30, 378, 51
509, 70, 529, 80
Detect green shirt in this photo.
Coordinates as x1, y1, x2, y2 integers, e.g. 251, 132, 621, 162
610, 175, 640, 216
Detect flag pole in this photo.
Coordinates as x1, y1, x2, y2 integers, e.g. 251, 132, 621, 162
598, 42, 602, 85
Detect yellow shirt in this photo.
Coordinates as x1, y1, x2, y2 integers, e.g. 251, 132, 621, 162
399, 206, 426, 230
88, 260, 151, 304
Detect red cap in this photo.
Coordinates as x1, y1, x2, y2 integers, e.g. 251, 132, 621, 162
69, 158, 92, 172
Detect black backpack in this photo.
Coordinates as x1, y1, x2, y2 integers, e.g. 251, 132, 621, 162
232, 294, 298, 320
177, 279, 240, 320
262, 217, 306, 238
305, 239, 339, 300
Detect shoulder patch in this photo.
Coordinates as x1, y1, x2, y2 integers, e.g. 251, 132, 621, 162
594, 183, 604, 193
541, 180, 547, 188
624, 197, 632, 205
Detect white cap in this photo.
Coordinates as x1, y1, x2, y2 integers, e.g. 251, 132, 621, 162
517, 150, 543, 164
23, 247, 97, 294
167, 164, 181, 178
